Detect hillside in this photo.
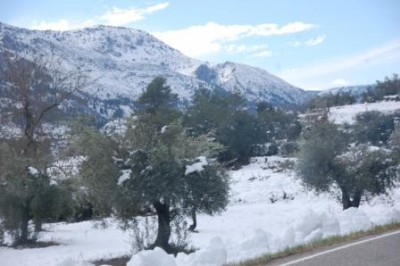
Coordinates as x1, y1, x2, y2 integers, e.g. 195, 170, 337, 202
320, 85, 372, 97
0, 22, 309, 111
329, 100, 400, 124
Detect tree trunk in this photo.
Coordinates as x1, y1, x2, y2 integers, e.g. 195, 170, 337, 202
351, 190, 361, 208
151, 201, 172, 253
188, 207, 197, 232
341, 188, 352, 210
23, 100, 37, 157
34, 219, 43, 232
19, 206, 30, 245
341, 187, 362, 210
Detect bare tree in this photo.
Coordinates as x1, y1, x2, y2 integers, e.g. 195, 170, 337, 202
0, 50, 88, 245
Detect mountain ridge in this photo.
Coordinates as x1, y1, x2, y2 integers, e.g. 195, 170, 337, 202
0, 22, 310, 112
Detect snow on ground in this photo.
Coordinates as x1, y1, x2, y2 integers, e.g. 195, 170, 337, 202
329, 101, 400, 124
1, 156, 400, 266
0, 220, 131, 266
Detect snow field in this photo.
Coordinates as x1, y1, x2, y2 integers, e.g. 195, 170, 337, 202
329, 101, 400, 124
1, 156, 399, 266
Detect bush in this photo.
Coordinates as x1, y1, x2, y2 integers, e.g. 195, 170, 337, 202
297, 118, 398, 210
279, 141, 299, 157
353, 111, 395, 145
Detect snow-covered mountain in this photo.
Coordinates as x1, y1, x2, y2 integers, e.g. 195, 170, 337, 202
195, 61, 309, 106
320, 85, 372, 97
0, 22, 309, 109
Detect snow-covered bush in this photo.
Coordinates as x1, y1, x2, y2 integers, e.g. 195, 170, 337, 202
297, 118, 398, 210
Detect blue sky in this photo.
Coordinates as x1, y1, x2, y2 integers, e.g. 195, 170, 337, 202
0, 0, 399, 90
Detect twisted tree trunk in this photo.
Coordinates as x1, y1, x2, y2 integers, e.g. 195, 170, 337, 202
188, 207, 197, 232
151, 201, 172, 253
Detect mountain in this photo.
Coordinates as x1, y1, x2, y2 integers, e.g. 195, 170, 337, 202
320, 85, 372, 97
195, 61, 309, 106
0, 22, 309, 118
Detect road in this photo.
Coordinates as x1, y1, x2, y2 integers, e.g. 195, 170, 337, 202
271, 230, 400, 266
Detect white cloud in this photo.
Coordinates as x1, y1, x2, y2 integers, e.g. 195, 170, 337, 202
28, 2, 169, 31
332, 78, 350, 86
100, 2, 169, 26
291, 34, 326, 47
253, 50, 273, 58
305, 34, 326, 46
280, 39, 400, 81
224, 44, 272, 57
280, 39, 400, 90
154, 21, 314, 57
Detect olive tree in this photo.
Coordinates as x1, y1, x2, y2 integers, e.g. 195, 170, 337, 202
296, 118, 398, 209
78, 77, 229, 253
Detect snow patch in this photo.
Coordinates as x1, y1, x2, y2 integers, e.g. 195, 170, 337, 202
329, 101, 400, 124
127, 247, 176, 266
28, 166, 39, 176
185, 156, 208, 175
117, 169, 132, 185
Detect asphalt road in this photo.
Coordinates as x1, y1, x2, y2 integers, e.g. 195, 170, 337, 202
272, 230, 400, 266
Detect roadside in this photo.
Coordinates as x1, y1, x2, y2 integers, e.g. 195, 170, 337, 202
274, 229, 400, 266
227, 222, 400, 266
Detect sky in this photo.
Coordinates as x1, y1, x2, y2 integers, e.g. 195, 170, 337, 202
0, 0, 399, 90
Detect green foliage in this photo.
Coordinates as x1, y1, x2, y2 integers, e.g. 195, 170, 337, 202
0, 52, 90, 245
73, 127, 120, 217
308, 92, 356, 109
117, 120, 228, 217
77, 77, 230, 253
297, 117, 398, 209
184, 89, 266, 165
184, 162, 229, 215
353, 111, 395, 145
138, 76, 178, 114
257, 101, 301, 156
336, 145, 396, 197
218, 110, 265, 164
0, 141, 68, 245
389, 126, 400, 158
184, 88, 246, 136
361, 74, 400, 102
375, 74, 400, 98
361, 87, 378, 103
137, 76, 180, 128
297, 118, 348, 192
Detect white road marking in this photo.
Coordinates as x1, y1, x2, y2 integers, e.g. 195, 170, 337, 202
279, 229, 400, 266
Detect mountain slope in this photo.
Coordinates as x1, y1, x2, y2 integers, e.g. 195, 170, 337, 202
195, 61, 309, 105
0, 22, 308, 109
320, 85, 372, 97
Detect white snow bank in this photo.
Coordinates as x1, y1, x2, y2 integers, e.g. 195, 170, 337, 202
338, 207, 373, 235
176, 237, 227, 266
127, 247, 176, 266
